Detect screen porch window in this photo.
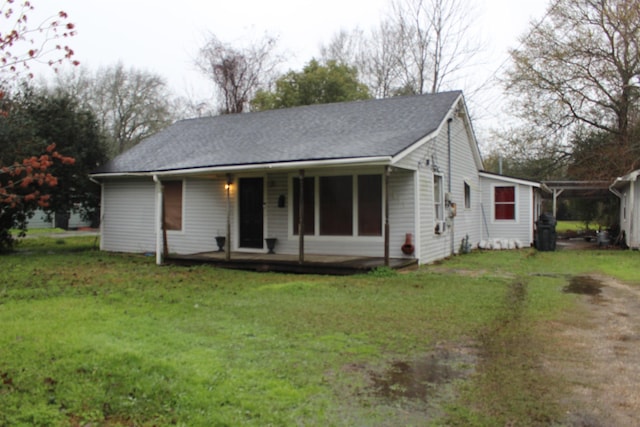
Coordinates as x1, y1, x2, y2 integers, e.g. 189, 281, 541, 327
292, 174, 383, 237
163, 180, 183, 231
494, 186, 515, 220
320, 175, 353, 235
358, 174, 382, 236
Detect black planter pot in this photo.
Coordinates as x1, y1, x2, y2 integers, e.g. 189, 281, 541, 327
215, 236, 226, 252
265, 238, 277, 254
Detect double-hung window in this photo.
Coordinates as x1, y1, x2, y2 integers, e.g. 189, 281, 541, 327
433, 174, 444, 230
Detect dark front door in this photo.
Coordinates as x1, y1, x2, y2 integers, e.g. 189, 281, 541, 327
239, 177, 264, 249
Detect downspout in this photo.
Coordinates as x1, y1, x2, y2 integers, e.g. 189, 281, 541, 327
153, 175, 163, 265
447, 117, 454, 256
384, 166, 391, 266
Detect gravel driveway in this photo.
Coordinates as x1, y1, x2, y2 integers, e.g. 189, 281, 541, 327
549, 274, 640, 426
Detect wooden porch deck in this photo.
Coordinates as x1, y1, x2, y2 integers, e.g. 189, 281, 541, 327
166, 251, 418, 275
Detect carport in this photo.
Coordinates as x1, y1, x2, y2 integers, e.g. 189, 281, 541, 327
542, 181, 612, 217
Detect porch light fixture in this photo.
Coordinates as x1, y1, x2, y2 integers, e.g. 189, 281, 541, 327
225, 173, 233, 190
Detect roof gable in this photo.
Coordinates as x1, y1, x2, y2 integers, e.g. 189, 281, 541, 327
93, 91, 464, 175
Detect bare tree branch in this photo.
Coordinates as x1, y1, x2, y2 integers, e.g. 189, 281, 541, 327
195, 33, 283, 114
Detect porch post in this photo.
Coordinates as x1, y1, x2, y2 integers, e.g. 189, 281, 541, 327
384, 166, 391, 267
298, 169, 305, 264
552, 188, 564, 217
225, 173, 232, 261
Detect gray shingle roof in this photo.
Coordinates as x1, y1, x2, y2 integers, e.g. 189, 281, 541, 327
93, 90, 462, 174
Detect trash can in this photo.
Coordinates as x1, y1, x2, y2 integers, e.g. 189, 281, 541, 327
536, 213, 556, 251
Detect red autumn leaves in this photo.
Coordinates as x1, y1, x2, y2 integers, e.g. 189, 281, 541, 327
0, 3, 79, 75
0, 143, 75, 209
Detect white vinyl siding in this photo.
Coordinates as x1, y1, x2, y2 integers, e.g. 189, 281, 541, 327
617, 179, 640, 249
101, 178, 156, 253
165, 178, 229, 254
394, 110, 483, 264
101, 177, 230, 255
479, 174, 535, 245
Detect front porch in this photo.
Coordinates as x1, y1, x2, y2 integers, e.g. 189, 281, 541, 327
166, 251, 418, 275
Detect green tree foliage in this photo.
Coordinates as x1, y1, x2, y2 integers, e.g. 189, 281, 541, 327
0, 1, 79, 250
503, 0, 640, 180
251, 60, 371, 111
0, 140, 74, 251
1, 89, 107, 233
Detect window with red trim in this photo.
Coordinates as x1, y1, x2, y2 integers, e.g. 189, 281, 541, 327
494, 186, 515, 220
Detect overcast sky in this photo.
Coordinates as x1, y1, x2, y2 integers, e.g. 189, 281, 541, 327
32, 0, 549, 145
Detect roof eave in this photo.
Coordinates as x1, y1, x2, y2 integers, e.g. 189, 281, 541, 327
609, 169, 640, 195
90, 156, 394, 179
479, 171, 542, 188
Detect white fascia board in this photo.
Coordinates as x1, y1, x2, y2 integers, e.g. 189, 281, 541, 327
610, 170, 640, 191
390, 130, 439, 167
479, 171, 542, 188
89, 156, 393, 179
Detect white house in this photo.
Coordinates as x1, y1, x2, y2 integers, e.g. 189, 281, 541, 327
90, 91, 544, 271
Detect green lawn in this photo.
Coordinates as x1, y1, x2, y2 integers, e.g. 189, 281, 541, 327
1, 237, 638, 426
555, 220, 585, 233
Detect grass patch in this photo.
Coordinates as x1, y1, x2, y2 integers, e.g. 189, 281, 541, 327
555, 220, 584, 233
1, 237, 637, 425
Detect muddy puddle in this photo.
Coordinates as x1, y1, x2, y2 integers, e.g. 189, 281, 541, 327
369, 348, 475, 402
563, 275, 604, 296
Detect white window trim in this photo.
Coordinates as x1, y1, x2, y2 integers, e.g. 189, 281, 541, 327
433, 173, 446, 234
287, 171, 385, 241
491, 183, 518, 223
